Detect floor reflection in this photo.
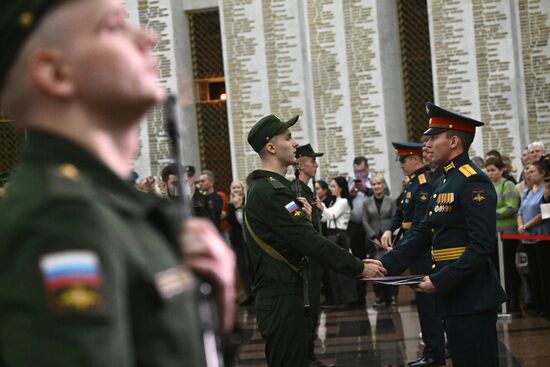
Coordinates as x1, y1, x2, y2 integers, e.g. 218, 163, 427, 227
236, 287, 550, 367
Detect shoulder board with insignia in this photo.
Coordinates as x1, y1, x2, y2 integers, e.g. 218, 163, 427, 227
458, 164, 477, 178
267, 177, 285, 189
418, 173, 427, 185
48, 163, 91, 199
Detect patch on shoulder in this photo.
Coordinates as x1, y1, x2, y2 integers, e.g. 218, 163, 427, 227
285, 200, 304, 221
39, 250, 106, 315
472, 188, 486, 205
458, 164, 477, 178
47, 163, 91, 199
154, 266, 196, 299
267, 176, 285, 189
418, 173, 427, 185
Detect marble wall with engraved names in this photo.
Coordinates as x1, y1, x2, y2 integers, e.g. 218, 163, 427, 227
519, 0, 550, 145
429, 0, 549, 173
221, 0, 406, 191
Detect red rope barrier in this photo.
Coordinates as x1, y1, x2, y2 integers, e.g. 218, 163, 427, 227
501, 233, 550, 241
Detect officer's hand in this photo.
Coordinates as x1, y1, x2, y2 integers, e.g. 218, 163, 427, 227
181, 218, 236, 334
414, 276, 437, 293
297, 197, 312, 221
360, 259, 387, 278
380, 230, 393, 250
518, 224, 526, 234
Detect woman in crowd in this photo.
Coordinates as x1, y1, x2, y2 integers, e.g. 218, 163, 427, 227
319, 176, 357, 308
518, 160, 549, 317
485, 157, 521, 315
361, 175, 397, 307
227, 180, 254, 306
315, 179, 333, 236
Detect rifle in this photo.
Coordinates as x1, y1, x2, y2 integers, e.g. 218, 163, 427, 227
163, 95, 224, 367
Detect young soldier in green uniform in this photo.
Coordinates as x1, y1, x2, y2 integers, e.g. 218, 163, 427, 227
293, 144, 332, 367
245, 115, 386, 367
381, 142, 445, 367
0, 1, 236, 365
380, 103, 507, 367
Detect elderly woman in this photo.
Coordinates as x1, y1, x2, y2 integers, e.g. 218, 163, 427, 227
361, 174, 397, 307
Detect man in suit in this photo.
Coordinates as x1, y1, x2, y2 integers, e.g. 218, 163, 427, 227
381, 142, 445, 366
380, 103, 507, 367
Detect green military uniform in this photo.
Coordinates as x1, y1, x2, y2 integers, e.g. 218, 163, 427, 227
0, 132, 204, 366
293, 144, 325, 364
381, 103, 506, 367
245, 115, 363, 367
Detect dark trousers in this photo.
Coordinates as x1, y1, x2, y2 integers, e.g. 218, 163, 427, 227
526, 243, 543, 312
491, 238, 521, 309
526, 241, 550, 314
348, 221, 367, 302
233, 242, 254, 299
410, 252, 445, 360
537, 241, 550, 315
256, 293, 309, 367
444, 308, 499, 367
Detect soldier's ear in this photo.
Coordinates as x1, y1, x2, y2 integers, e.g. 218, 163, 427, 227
29, 48, 75, 98
449, 135, 460, 150
265, 142, 277, 155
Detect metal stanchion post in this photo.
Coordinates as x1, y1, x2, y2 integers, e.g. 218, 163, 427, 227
497, 233, 511, 320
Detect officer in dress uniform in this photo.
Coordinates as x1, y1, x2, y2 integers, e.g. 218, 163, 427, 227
244, 115, 386, 367
381, 142, 445, 366
380, 103, 507, 367
0, 1, 236, 365
293, 144, 333, 367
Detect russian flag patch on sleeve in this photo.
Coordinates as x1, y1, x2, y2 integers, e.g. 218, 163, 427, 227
284, 201, 303, 221
39, 250, 106, 314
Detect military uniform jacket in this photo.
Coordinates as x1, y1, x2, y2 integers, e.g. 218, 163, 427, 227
244, 170, 363, 297
0, 132, 203, 366
381, 153, 506, 316
389, 167, 432, 234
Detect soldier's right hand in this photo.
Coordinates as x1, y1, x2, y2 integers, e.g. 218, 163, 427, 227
380, 230, 393, 250
181, 218, 236, 335
360, 259, 387, 278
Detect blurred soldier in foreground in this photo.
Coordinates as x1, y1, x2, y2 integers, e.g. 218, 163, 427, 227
0, 0, 235, 365
380, 103, 506, 367
244, 115, 386, 367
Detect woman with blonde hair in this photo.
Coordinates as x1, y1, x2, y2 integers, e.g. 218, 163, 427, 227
361, 174, 397, 307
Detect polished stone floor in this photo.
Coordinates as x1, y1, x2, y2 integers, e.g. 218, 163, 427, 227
235, 287, 550, 367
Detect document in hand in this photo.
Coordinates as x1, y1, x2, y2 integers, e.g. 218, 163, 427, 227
358, 275, 424, 285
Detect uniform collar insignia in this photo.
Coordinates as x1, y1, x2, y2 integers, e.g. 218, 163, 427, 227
443, 161, 455, 173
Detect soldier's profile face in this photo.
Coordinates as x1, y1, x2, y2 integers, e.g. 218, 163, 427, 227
58, 0, 164, 113
271, 130, 297, 165
426, 133, 452, 165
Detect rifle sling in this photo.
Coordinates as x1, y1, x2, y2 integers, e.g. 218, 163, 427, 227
244, 213, 302, 275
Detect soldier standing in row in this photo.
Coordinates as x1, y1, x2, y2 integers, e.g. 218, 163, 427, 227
0, 0, 235, 365
244, 114, 386, 367
381, 142, 445, 367
293, 144, 333, 367
380, 103, 506, 367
